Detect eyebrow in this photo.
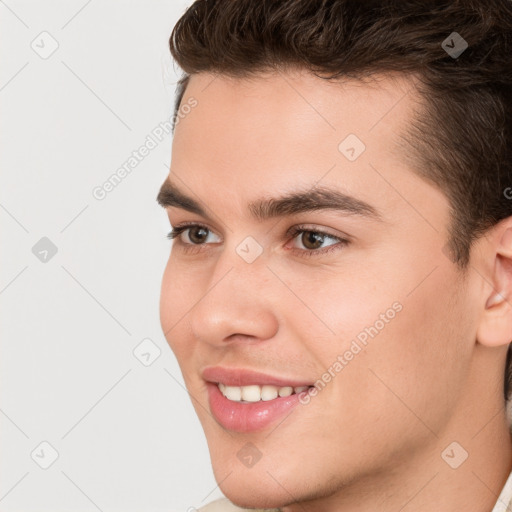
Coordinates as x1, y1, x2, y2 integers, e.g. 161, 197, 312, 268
156, 179, 382, 222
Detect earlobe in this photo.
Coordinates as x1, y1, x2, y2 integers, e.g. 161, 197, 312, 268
477, 225, 512, 348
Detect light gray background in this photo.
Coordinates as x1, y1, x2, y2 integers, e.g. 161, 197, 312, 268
0, 1, 222, 510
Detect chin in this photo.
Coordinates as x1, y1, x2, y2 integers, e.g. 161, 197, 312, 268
217, 477, 291, 510
208, 451, 317, 510
216, 470, 333, 511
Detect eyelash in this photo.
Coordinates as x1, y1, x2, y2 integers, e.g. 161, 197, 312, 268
166, 222, 350, 258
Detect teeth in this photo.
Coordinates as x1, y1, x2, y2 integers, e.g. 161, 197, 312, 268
218, 383, 310, 402
241, 385, 261, 402
261, 385, 278, 401
224, 386, 242, 401
278, 386, 293, 397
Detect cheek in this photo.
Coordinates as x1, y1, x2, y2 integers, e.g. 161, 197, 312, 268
159, 258, 197, 360
347, 268, 472, 438
289, 259, 472, 442
159, 260, 175, 339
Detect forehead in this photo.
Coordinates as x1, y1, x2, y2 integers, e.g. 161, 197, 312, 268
180, 69, 419, 136
169, 69, 449, 233
173, 69, 418, 175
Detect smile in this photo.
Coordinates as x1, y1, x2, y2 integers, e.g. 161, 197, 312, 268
217, 383, 312, 402
202, 366, 316, 432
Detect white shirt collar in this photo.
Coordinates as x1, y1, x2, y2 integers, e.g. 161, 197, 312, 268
492, 470, 512, 512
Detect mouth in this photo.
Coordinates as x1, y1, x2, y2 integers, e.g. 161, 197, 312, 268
216, 382, 313, 403
202, 367, 315, 432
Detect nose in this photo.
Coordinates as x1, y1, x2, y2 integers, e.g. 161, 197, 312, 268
189, 255, 279, 347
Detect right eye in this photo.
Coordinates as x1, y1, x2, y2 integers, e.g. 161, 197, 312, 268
167, 223, 221, 246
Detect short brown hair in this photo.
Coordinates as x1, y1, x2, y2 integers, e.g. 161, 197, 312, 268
168, 0, 512, 399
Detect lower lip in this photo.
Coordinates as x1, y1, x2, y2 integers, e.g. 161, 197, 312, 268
207, 383, 307, 433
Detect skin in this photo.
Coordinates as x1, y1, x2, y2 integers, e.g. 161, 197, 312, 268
158, 69, 512, 512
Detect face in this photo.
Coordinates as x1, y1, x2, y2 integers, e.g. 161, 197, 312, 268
158, 70, 481, 509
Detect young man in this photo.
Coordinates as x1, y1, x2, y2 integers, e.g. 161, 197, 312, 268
157, 1, 512, 510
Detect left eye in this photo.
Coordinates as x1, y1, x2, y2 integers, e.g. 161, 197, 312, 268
166, 223, 349, 257
290, 229, 339, 251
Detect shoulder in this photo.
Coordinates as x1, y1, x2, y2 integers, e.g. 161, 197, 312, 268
198, 497, 280, 512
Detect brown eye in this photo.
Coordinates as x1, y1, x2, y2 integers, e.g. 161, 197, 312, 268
166, 223, 221, 246
166, 223, 349, 258
286, 225, 350, 258
300, 231, 327, 250
187, 226, 210, 244
291, 229, 339, 252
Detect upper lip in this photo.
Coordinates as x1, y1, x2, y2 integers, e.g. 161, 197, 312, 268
202, 366, 313, 388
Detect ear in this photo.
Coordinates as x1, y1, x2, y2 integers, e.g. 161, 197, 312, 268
476, 219, 512, 348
